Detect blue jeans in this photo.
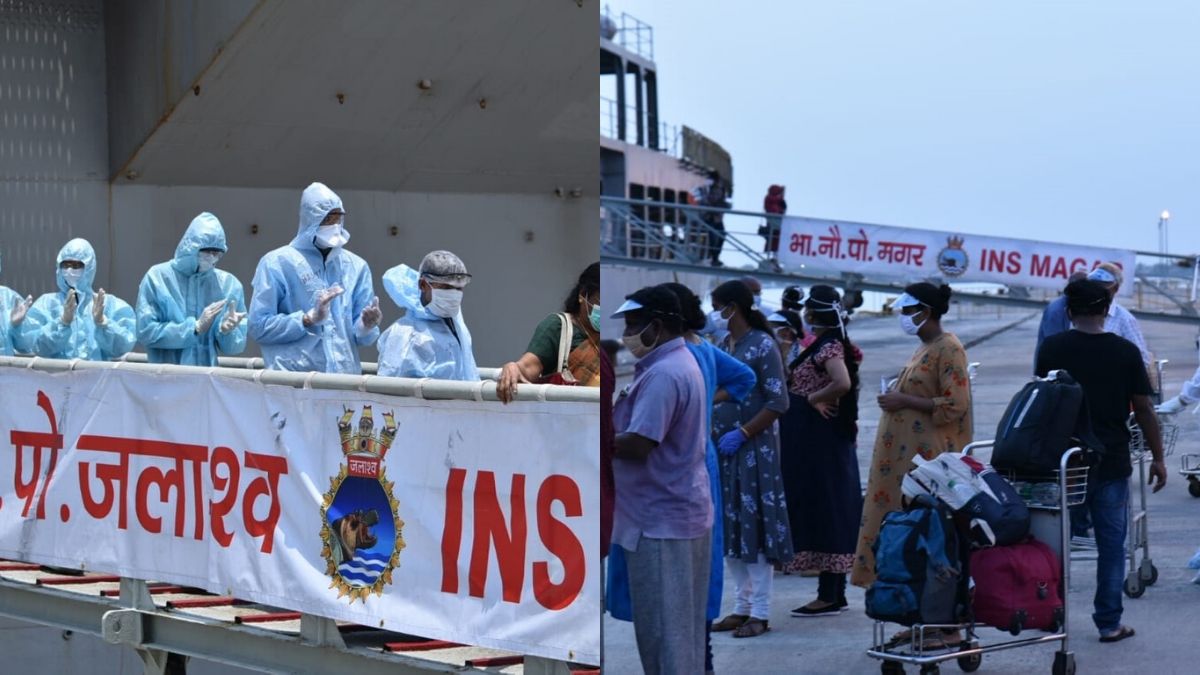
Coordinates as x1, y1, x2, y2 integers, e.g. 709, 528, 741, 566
1087, 478, 1129, 633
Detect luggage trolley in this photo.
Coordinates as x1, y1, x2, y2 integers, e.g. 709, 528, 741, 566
1180, 452, 1200, 498
866, 444, 1089, 675
1071, 362, 1178, 598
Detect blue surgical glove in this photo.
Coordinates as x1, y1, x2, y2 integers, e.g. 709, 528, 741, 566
718, 428, 747, 456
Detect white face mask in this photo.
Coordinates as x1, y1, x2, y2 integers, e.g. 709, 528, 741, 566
62, 268, 84, 288
622, 323, 657, 359
428, 288, 463, 318
753, 293, 763, 308
710, 306, 733, 332
900, 310, 927, 336
197, 251, 220, 273
314, 224, 350, 248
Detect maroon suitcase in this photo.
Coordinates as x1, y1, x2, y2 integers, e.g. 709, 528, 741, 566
970, 538, 1064, 635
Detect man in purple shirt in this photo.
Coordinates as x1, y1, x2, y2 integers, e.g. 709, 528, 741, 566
612, 286, 712, 675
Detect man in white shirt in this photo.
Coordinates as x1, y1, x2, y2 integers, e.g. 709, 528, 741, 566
1088, 263, 1152, 367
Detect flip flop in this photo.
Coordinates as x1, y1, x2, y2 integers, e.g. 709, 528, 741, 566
1099, 626, 1135, 643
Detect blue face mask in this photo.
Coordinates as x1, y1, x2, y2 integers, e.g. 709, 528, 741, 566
589, 306, 600, 330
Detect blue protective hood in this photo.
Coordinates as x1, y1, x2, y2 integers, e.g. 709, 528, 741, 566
56, 238, 97, 295
382, 264, 440, 321
171, 212, 228, 276
291, 182, 344, 253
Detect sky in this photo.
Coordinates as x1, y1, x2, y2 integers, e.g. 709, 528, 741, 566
608, 0, 1200, 257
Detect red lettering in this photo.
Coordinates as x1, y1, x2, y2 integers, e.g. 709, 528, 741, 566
532, 475, 585, 611
1031, 254, 1052, 277
10, 391, 63, 520
1006, 251, 1022, 275
1051, 257, 1068, 279
209, 446, 240, 547
468, 471, 527, 603
241, 451, 288, 554
1068, 258, 1088, 275
440, 468, 467, 593
982, 248, 1004, 273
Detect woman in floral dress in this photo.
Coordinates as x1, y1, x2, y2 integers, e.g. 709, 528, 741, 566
851, 282, 972, 589
709, 280, 792, 639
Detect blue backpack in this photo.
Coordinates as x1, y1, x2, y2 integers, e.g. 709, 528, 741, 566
865, 497, 964, 626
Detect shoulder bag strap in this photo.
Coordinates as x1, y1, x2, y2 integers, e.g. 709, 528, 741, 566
556, 313, 573, 374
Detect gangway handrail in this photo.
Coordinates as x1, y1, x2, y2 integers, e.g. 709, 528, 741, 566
601, 195, 1198, 262
0, 574, 576, 674
0, 356, 597, 404
114, 353, 504, 381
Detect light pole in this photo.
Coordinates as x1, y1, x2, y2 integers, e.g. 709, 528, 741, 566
1159, 210, 1171, 255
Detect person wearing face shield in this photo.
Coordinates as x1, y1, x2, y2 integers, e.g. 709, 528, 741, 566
777, 286, 864, 617
707, 280, 792, 640
610, 285, 711, 675
376, 250, 476, 380
0, 250, 34, 355
248, 182, 381, 373
135, 212, 248, 366
19, 238, 137, 360
496, 262, 600, 403
853, 282, 972, 647
607, 282, 755, 675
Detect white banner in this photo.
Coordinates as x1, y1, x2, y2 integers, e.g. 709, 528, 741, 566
0, 368, 599, 665
778, 216, 1136, 295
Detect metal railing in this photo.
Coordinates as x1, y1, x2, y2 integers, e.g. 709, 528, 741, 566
1, 357, 594, 404
601, 196, 1200, 325
602, 196, 772, 269
601, 5, 653, 61
599, 96, 681, 155
114, 353, 504, 382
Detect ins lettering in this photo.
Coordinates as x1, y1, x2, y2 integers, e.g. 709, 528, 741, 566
8, 391, 288, 553
978, 249, 1117, 278
440, 469, 586, 611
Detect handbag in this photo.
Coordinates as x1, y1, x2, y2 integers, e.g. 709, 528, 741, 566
537, 313, 579, 386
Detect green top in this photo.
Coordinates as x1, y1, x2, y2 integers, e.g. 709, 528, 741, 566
526, 313, 587, 377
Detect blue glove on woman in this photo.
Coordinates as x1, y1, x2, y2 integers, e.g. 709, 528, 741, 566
717, 427, 747, 456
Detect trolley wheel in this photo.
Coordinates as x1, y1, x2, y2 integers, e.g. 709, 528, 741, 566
957, 642, 982, 673
1139, 561, 1159, 586
1124, 574, 1145, 599
1188, 478, 1200, 498
881, 660, 905, 675
1052, 651, 1076, 675
1008, 611, 1025, 636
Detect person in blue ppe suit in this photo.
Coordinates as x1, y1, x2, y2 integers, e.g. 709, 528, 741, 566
136, 212, 249, 366
1, 251, 34, 355
249, 182, 382, 373
377, 250, 477, 380
20, 238, 137, 360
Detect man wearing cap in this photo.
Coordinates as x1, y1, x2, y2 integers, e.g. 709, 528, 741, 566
376, 251, 477, 380
1037, 264, 1151, 369
611, 286, 711, 675
1036, 278, 1166, 644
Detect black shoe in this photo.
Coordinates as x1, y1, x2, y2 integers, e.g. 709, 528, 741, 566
790, 601, 846, 617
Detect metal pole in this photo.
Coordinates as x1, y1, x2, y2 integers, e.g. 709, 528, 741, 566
0, 357, 597, 404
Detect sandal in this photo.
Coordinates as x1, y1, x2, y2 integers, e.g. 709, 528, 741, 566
1099, 626, 1135, 643
732, 618, 769, 638
711, 613, 749, 632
